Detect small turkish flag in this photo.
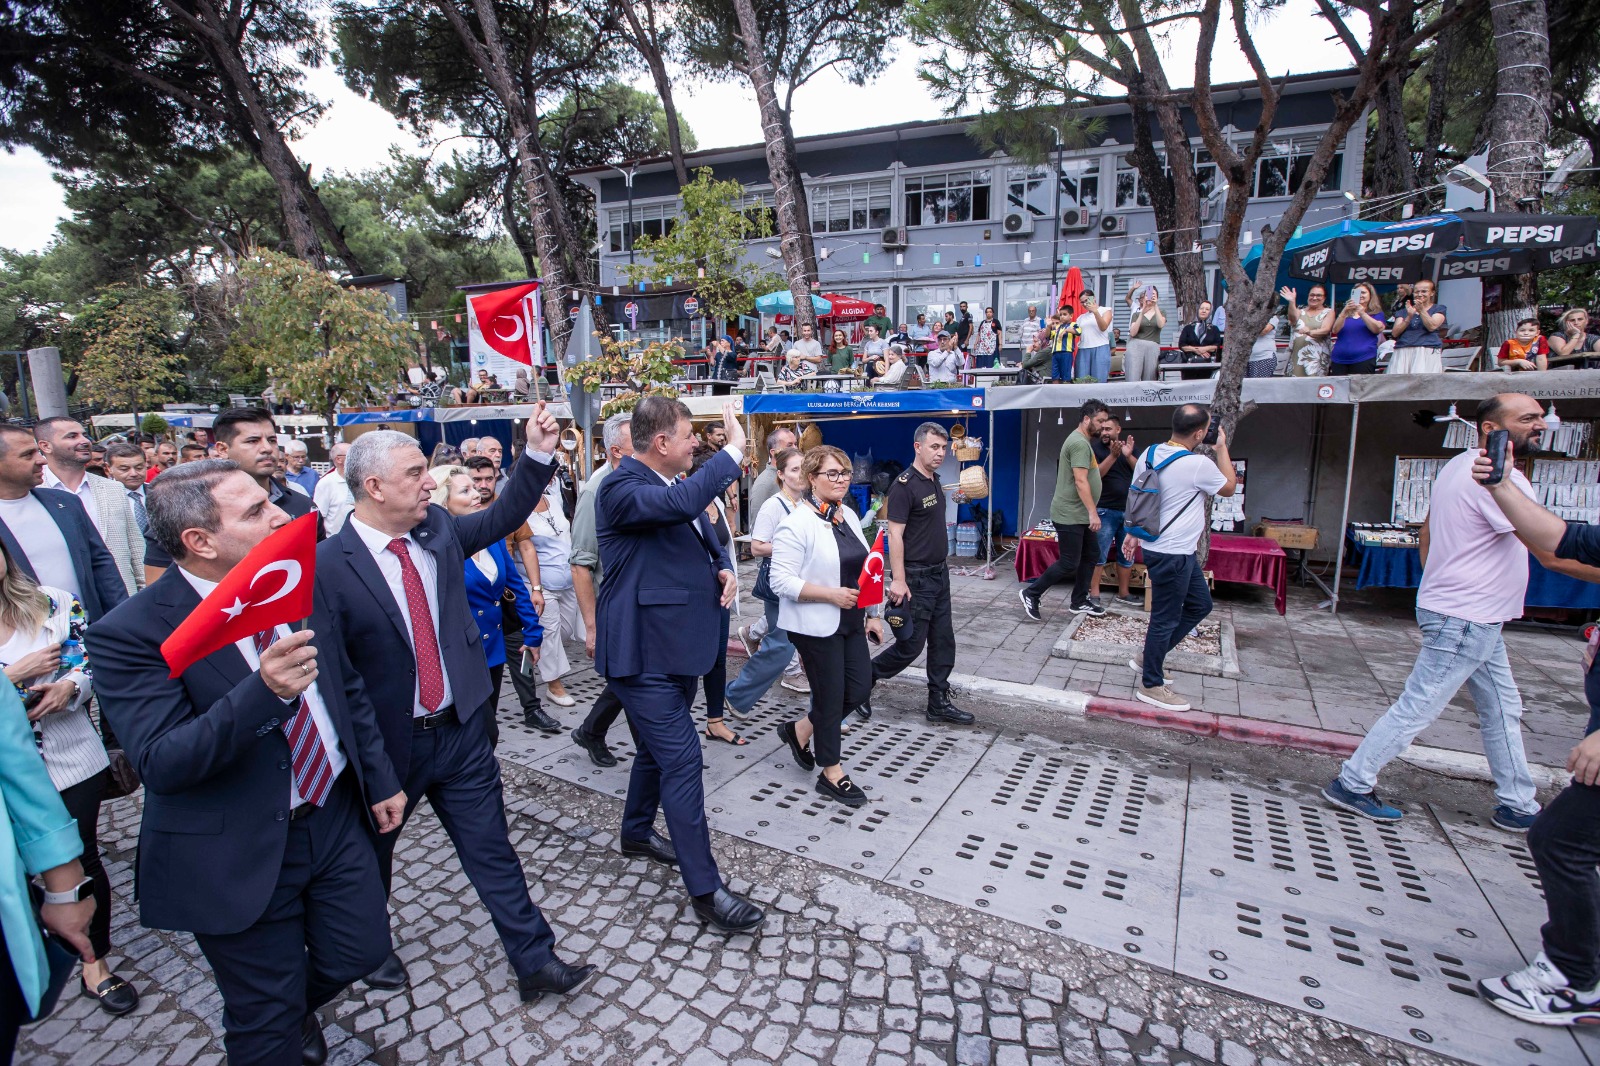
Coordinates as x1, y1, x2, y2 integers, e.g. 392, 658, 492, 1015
468, 282, 540, 365
160, 513, 318, 677
858, 529, 887, 609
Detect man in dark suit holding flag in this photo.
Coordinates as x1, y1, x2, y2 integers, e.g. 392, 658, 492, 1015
315, 402, 594, 1000
86, 460, 407, 1066
595, 397, 765, 933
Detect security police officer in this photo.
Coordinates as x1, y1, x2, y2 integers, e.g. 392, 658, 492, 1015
860, 421, 975, 724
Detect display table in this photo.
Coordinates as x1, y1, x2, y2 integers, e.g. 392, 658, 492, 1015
1014, 530, 1288, 614
1344, 526, 1600, 609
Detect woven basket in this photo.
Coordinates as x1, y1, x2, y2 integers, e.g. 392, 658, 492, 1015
954, 436, 983, 462
946, 465, 989, 500
799, 421, 823, 452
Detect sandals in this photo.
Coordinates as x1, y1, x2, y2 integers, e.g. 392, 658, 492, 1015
703, 725, 748, 746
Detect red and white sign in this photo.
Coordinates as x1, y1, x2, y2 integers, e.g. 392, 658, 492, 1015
160, 513, 318, 677
683, 296, 700, 316
467, 281, 543, 383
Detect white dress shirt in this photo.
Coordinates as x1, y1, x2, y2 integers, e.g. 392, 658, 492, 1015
348, 517, 455, 716
177, 568, 348, 806
41, 466, 101, 538
312, 471, 355, 534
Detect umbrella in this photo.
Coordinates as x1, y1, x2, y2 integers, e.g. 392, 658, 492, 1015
1057, 267, 1085, 317
1288, 211, 1600, 284
816, 294, 875, 320
1243, 219, 1383, 297
755, 290, 832, 315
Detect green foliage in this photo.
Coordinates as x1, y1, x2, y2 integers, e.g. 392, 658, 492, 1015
67, 285, 187, 413
141, 414, 170, 437
621, 168, 784, 323
1540, 185, 1600, 311
571, 333, 683, 419
680, 0, 903, 99
231, 251, 416, 421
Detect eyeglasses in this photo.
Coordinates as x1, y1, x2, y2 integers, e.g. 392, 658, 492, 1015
814, 469, 851, 482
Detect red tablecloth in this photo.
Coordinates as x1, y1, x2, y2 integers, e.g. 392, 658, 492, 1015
1013, 531, 1288, 614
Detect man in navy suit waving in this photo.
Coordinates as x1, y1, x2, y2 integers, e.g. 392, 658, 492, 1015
316, 403, 594, 1000
596, 397, 764, 933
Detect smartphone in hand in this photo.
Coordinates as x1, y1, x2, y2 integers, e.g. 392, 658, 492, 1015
1483, 429, 1511, 485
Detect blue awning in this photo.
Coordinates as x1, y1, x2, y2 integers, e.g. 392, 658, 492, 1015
742, 389, 985, 415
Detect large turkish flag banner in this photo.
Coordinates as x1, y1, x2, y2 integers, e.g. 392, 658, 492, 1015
467, 282, 541, 365
160, 513, 318, 677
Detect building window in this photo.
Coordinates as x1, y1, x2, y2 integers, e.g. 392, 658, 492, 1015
1003, 161, 1099, 218
1114, 154, 1155, 209
902, 283, 992, 334
740, 189, 776, 230
1253, 142, 1344, 199
607, 203, 677, 253
1000, 280, 1057, 348
905, 169, 993, 226
809, 179, 892, 233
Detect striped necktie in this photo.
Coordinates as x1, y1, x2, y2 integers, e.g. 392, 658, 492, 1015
253, 627, 334, 806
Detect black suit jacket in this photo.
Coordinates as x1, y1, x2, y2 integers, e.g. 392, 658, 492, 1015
0, 487, 127, 622
144, 478, 321, 571
317, 451, 556, 778
594, 452, 739, 680
85, 569, 402, 936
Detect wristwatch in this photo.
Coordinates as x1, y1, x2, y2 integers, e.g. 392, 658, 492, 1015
37, 876, 93, 905
528, 584, 543, 592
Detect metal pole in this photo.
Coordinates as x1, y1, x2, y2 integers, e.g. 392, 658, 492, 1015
1327, 401, 1361, 614
984, 406, 996, 578
1048, 130, 1064, 303
12, 352, 30, 421
626, 168, 636, 268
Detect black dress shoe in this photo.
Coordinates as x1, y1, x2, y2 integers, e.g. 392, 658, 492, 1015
926, 699, 976, 725
302, 1014, 328, 1066
690, 887, 766, 934
816, 773, 867, 807
620, 831, 678, 867
362, 951, 409, 990
81, 973, 140, 1016
524, 705, 562, 732
853, 700, 873, 722
779, 721, 816, 771
571, 727, 618, 767
518, 958, 597, 1003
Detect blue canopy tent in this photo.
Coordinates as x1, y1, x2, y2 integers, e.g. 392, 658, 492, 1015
754, 290, 833, 315
1241, 219, 1383, 299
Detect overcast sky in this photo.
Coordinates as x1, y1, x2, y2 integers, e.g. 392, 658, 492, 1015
0, 1, 1359, 254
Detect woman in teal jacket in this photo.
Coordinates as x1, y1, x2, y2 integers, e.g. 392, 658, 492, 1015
0, 683, 94, 1063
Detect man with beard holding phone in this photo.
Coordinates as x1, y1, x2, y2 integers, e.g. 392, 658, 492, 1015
1324, 393, 1549, 831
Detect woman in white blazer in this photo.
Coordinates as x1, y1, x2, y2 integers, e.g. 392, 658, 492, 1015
769, 446, 885, 807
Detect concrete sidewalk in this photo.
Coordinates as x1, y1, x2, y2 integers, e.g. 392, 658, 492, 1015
856, 563, 1592, 770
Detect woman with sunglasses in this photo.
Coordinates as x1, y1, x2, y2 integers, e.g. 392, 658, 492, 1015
769, 447, 885, 807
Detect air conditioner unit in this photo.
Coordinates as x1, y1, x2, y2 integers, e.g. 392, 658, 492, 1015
1098, 214, 1128, 236
1001, 211, 1036, 238
1061, 208, 1095, 232
881, 226, 909, 250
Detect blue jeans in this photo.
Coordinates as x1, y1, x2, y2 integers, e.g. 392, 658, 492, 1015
1141, 550, 1212, 689
1338, 608, 1538, 815
1051, 350, 1073, 380
725, 597, 796, 714
1078, 344, 1110, 382
1096, 508, 1132, 567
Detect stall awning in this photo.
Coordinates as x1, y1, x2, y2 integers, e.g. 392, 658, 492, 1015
1345, 369, 1600, 403
985, 377, 1352, 410
336, 402, 573, 426
742, 389, 984, 415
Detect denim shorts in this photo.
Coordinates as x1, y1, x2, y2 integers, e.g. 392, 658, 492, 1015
1096, 508, 1133, 567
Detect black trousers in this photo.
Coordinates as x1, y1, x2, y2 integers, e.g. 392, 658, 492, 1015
580, 684, 626, 741
57, 769, 112, 959
701, 608, 730, 723
870, 563, 956, 700
501, 601, 545, 719
195, 774, 389, 1066
1531, 781, 1600, 987
375, 711, 556, 980
486, 664, 504, 749
790, 614, 872, 768
1141, 550, 1212, 689
1331, 358, 1379, 375
1026, 523, 1099, 608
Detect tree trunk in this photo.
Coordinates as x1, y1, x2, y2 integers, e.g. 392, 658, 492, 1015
1484, 0, 1550, 345
1127, 89, 1207, 315
617, 0, 691, 187
1417, 0, 1458, 185
732, 0, 818, 332
1370, 64, 1418, 207
501, 164, 539, 275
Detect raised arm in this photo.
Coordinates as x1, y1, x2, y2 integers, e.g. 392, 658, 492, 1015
454, 449, 556, 555
598, 451, 742, 532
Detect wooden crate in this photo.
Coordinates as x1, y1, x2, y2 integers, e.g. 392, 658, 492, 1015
1254, 523, 1319, 551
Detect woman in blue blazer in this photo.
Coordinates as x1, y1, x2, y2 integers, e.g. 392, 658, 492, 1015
0, 682, 96, 1062
433, 467, 542, 749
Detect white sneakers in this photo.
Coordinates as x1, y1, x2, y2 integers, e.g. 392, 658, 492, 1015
1479, 951, 1600, 1026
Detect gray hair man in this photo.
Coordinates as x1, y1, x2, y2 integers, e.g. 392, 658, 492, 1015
569, 411, 634, 766
282, 438, 319, 497
312, 441, 355, 534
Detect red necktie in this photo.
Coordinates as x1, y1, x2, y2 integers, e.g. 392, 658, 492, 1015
254, 628, 334, 807
387, 538, 446, 712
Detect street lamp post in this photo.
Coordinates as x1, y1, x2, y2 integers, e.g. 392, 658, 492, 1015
608, 164, 638, 268
1048, 128, 1065, 300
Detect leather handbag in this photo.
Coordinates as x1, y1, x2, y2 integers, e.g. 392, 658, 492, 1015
102, 748, 141, 800
753, 559, 778, 604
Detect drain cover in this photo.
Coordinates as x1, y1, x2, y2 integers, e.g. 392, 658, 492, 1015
1430, 803, 1548, 961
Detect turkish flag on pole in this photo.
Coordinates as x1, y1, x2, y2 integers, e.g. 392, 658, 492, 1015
467, 282, 541, 365
160, 513, 319, 677
857, 529, 887, 609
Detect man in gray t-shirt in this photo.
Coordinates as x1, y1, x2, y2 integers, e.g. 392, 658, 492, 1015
789, 324, 824, 364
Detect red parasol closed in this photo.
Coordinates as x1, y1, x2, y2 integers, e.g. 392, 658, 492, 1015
1056, 267, 1085, 317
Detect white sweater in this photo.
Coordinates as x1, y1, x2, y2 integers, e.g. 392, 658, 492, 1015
770, 505, 874, 636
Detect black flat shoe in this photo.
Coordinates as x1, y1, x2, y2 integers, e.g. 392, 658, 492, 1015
518, 958, 596, 1002
571, 728, 618, 767
779, 721, 816, 771
620, 831, 678, 867
816, 773, 867, 807
853, 700, 873, 722
524, 706, 562, 732
81, 973, 139, 1016
362, 951, 409, 990
690, 887, 765, 934
926, 700, 976, 725
302, 1014, 328, 1065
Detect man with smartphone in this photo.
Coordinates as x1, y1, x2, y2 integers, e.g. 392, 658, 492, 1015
1324, 392, 1549, 831
1468, 435, 1600, 1025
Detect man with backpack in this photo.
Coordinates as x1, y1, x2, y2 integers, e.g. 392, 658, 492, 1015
1121, 403, 1236, 711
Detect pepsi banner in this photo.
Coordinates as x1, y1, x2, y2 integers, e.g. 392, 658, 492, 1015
1289, 212, 1600, 283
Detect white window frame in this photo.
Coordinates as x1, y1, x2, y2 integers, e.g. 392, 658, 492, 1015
606, 202, 678, 253
1003, 159, 1101, 219
808, 178, 893, 234
904, 167, 996, 227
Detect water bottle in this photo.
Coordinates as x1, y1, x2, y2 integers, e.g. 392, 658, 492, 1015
60, 639, 85, 670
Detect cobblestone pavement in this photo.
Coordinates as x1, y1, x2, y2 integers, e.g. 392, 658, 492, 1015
18, 666, 1594, 1066
938, 566, 1590, 767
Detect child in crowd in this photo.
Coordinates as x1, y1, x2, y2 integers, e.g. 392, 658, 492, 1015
1496, 318, 1549, 372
